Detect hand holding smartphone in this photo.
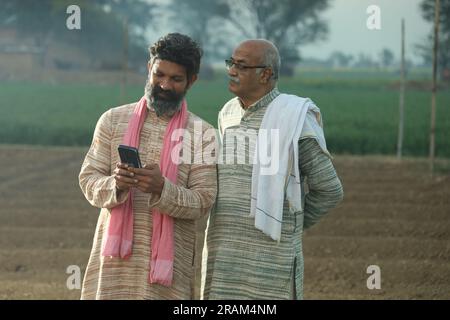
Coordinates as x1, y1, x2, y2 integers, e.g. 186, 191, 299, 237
118, 145, 142, 168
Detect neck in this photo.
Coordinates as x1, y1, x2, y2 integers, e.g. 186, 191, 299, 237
239, 86, 274, 109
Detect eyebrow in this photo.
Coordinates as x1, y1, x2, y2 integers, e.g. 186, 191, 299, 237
153, 67, 185, 79
231, 57, 247, 64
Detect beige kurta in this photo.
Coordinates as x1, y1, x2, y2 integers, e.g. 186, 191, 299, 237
204, 89, 344, 299
79, 102, 217, 299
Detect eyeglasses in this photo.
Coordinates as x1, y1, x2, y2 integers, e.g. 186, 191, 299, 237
225, 59, 266, 71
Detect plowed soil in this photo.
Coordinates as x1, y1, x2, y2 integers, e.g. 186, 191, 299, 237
0, 145, 449, 299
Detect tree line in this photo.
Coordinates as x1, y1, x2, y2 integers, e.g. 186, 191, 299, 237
0, 0, 329, 75
1, 0, 448, 78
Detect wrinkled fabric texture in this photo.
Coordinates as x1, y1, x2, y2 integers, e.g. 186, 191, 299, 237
79, 102, 217, 299
205, 88, 343, 299
102, 96, 188, 286
250, 94, 328, 241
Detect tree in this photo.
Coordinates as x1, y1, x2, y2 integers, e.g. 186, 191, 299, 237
421, 0, 450, 32
166, 0, 230, 60
0, 0, 59, 46
92, 0, 157, 70
217, 0, 330, 76
379, 48, 395, 68
418, 0, 450, 80
353, 53, 378, 68
416, 35, 450, 80
1, 0, 156, 70
328, 51, 354, 68
165, 0, 232, 78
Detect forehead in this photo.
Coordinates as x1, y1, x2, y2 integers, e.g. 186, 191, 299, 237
232, 43, 263, 63
151, 59, 186, 77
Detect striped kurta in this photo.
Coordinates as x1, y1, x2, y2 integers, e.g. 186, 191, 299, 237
79, 102, 217, 299
204, 88, 344, 300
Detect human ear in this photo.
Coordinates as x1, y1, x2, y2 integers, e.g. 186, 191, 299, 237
260, 68, 272, 84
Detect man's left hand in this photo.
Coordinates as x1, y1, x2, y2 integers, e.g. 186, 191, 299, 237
128, 163, 165, 196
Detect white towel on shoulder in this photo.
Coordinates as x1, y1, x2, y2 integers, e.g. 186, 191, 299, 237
250, 93, 327, 241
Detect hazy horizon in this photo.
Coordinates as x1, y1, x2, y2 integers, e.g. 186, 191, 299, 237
148, 0, 433, 65
300, 0, 431, 64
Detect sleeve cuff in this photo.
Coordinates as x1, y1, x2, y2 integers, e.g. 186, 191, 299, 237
113, 179, 130, 204
148, 177, 175, 211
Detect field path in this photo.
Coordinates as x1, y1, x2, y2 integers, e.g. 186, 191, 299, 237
0, 146, 449, 299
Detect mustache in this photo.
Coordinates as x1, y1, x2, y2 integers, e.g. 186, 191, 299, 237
151, 85, 179, 101
228, 76, 240, 84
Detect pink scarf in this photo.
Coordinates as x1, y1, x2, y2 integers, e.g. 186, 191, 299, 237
102, 96, 188, 287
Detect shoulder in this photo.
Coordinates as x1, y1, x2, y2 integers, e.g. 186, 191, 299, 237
108, 102, 137, 117
218, 97, 243, 130
93, 102, 137, 134
186, 111, 215, 132
98, 102, 137, 120
273, 93, 317, 110
102, 102, 138, 125
219, 97, 241, 118
185, 111, 218, 149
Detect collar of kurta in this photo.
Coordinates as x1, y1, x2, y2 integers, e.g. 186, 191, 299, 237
238, 87, 280, 115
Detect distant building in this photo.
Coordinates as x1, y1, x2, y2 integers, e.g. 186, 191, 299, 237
0, 26, 145, 83
0, 27, 44, 80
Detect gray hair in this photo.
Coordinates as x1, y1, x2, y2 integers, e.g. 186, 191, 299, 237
258, 43, 281, 82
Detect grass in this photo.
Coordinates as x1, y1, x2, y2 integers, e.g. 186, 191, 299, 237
0, 69, 449, 158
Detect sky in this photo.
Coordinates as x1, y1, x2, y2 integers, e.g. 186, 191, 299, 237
148, 0, 433, 64
300, 0, 432, 63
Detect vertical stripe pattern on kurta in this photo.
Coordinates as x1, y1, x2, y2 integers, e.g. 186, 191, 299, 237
79, 102, 217, 299
204, 88, 343, 300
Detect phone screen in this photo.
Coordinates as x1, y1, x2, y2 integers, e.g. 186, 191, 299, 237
118, 145, 142, 168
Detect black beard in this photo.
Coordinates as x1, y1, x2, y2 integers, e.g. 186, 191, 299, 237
144, 80, 185, 117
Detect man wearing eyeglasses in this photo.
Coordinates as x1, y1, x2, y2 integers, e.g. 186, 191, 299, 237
203, 39, 344, 300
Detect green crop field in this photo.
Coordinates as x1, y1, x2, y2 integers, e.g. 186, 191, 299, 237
0, 69, 449, 157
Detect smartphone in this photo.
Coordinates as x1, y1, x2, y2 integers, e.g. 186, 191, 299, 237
118, 145, 142, 168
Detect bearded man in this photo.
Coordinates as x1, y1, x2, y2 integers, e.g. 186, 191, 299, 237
78, 33, 217, 299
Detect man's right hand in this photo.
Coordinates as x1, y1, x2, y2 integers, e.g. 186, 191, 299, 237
113, 162, 138, 192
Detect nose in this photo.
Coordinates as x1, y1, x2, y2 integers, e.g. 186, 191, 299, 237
159, 78, 173, 91
227, 66, 237, 77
